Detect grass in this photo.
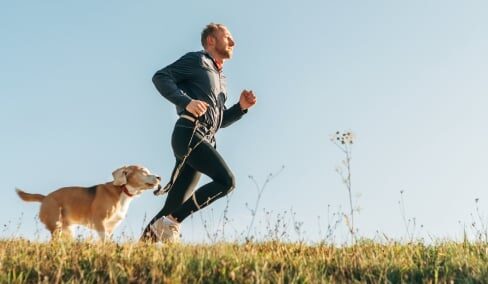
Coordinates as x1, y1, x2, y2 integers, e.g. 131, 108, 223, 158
4, 133, 487, 282
1, 239, 488, 283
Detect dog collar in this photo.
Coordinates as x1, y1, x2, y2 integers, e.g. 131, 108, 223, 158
121, 185, 134, 197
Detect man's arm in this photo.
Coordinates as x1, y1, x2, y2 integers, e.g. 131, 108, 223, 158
152, 53, 196, 109
221, 90, 256, 128
221, 103, 247, 128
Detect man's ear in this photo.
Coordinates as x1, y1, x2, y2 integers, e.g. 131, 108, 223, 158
112, 166, 127, 186
206, 35, 215, 47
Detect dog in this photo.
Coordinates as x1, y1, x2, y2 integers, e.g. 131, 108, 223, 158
16, 165, 161, 240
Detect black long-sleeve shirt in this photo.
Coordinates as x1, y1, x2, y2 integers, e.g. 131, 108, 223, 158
152, 51, 246, 136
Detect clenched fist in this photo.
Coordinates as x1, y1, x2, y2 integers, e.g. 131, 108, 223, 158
186, 100, 209, 117
239, 90, 257, 110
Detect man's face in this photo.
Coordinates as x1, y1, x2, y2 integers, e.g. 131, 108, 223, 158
211, 27, 235, 59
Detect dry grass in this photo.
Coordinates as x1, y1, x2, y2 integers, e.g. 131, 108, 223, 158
1, 239, 488, 283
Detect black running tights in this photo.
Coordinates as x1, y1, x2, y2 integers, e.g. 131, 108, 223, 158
141, 118, 235, 240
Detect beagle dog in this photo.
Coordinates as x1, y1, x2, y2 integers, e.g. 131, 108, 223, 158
16, 165, 161, 240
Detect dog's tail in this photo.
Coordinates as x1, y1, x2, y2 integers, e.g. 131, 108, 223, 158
16, 188, 45, 202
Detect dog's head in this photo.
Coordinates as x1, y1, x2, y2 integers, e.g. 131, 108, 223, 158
112, 165, 161, 195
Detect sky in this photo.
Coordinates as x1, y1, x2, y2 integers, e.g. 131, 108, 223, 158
1, 0, 487, 243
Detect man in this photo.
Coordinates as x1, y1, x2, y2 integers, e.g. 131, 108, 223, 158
141, 23, 257, 242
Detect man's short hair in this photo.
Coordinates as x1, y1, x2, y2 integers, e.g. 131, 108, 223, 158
201, 23, 226, 48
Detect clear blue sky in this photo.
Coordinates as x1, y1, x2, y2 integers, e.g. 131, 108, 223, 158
1, 0, 487, 243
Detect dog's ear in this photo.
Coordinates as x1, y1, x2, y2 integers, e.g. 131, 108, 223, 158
112, 166, 128, 186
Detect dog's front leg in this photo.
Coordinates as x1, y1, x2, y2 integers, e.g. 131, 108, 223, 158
97, 230, 109, 242
94, 222, 109, 242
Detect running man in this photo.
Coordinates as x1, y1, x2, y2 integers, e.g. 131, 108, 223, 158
141, 23, 257, 242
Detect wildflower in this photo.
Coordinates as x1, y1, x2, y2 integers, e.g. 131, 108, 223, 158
330, 130, 355, 145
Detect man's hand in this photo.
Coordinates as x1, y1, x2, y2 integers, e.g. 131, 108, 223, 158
239, 90, 257, 110
186, 100, 209, 117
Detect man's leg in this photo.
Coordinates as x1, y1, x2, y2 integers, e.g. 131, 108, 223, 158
140, 161, 201, 241
169, 138, 236, 223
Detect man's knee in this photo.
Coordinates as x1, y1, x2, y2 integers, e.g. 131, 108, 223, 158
221, 171, 236, 195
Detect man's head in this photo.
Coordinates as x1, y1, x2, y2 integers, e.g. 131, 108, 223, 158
201, 23, 235, 61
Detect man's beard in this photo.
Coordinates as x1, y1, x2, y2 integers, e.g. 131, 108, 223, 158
215, 44, 232, 59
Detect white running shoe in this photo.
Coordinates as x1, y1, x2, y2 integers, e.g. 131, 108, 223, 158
150, 216, 181, 243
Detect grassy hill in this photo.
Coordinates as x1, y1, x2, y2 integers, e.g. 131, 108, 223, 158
1, 239, 488, 283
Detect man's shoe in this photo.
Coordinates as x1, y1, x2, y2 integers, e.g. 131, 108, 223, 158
150, 216, 180, 243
